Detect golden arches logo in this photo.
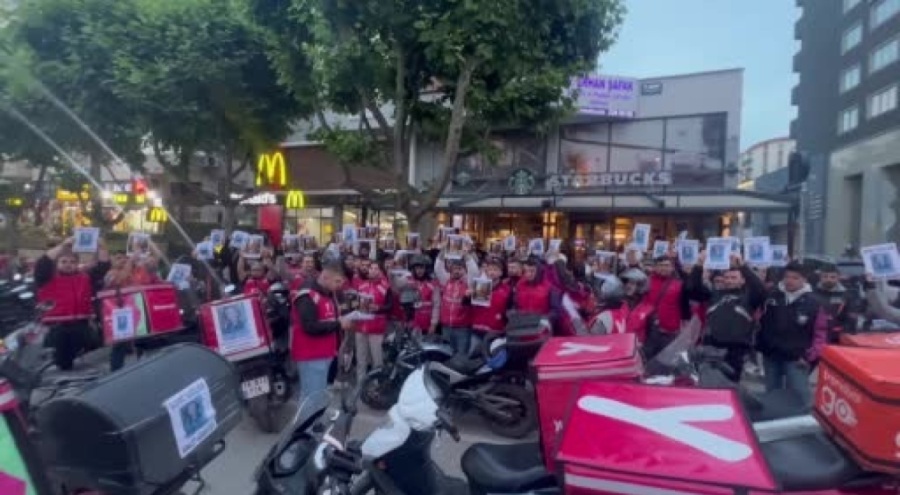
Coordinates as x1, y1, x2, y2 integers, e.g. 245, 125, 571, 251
285, 190, 306, 209
146, 207, 168, 223
256, 151, 287, 188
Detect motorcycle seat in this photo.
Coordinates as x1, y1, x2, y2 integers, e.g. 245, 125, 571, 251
742, 388, 808, 422
444, 354, 485, 376
762, 432, 881, 491
461, 442, 556, 493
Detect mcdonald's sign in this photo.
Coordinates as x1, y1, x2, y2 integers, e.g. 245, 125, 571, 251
285, 190, 306, 209
146, 207, 168, 223
255, 151, 287, 188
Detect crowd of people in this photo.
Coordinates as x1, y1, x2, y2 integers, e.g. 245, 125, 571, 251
15, 229, 900, 410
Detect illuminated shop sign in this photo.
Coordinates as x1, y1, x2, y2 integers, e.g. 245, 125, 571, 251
255, 151, 287, 188
545, 171, 673, 190
285, 190, 305, 209
240, 192, 278, 206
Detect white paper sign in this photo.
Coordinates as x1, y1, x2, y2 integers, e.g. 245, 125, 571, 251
705, 237, 732, 270
283, 234, 301, 255
230, 231, 249, 249
861, 243, 900, 280
743, 237, 771, 267
210, 229, 225, 247
728, 237, 741, 254
529, 238, 545, 257
73, 227, 100, 253
632, 224, 651, 252
242, 235, 264, 259
770, 244, 788, 267
503, 235, 517, 252
126, 232, 151, 257
111, 307, 135, 341
652, 240, 669, 259
446, 235, 464, 259
195, 241, 214, 261
406, 232, 420, 250
342, 225, 358, 245
471, 277, 492, 307
163, 378, 218, 458
212, 298, 261, 354
549, 239, 562, 252
167, 263, 193, 289
678, 240, 700, 266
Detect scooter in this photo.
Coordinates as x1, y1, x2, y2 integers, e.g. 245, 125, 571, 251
238, 283, 293, 433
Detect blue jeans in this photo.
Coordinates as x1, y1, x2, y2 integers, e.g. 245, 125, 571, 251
297, 358, 333, 405
442, 326, 471, 356
763, 356, 812, 409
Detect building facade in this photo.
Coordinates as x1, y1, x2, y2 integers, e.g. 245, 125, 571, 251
739, 137, 796, 186
793, 0, 900, 254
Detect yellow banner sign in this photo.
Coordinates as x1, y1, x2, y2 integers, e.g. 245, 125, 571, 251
146, 206, 168, 223
285, 190, 305, 209
256, 151, 287, 188
56, 189, 90, 202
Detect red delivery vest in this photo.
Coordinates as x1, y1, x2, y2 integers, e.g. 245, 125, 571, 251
357, 279, 389, 335
290, 288, 339, 361
412, 279, 438, 331
38, 272, 94, 323
472, 281, 512, 333
515, 278, 552, 315
243, 277, 271, 297
440, 278, 471, 328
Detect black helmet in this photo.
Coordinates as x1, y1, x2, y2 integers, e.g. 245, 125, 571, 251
409, 255, 431, 268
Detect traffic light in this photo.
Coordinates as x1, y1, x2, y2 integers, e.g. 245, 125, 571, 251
788, 151, 810, 186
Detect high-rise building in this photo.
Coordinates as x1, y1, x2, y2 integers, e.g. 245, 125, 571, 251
793, 0, 900, 254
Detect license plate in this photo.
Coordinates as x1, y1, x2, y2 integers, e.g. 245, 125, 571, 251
241, 376, 271, 399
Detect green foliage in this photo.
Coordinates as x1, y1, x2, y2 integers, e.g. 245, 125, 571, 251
249, 0, 625, 223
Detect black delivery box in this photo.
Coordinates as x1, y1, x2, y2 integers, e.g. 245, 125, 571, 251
35, 343, 243, 495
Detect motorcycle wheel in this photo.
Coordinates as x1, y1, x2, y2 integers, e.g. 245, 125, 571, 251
360, 368, 401, 410
249, 396, 280, 434
481, 383, 537, 439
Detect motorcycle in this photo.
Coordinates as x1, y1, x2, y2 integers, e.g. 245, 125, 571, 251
363, 312, 546, 439
0, 274, 36, 339
254, 365, 555, 495
218, 283, 293, 433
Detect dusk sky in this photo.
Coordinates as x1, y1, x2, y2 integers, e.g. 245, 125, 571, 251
600, 0, 799, 150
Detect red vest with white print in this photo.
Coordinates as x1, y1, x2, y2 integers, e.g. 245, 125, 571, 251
290, 288, 339, 361
439, 278, 471, 328
357, 278, 389, 335
471, 280, 511, 333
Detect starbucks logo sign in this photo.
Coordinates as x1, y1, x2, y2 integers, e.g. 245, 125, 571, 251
508, 168, 536, 196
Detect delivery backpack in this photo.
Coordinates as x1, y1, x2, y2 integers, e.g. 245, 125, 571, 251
705, 293, 756, 346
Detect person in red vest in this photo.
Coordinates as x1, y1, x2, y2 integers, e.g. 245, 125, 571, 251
513, 258, 560, 323
434, 251, 478, 355
35, 237, 110, 370
641, 256, 691, 360
470, 257, 512, 352
355, 261, 393, 382
404, 255, 440, 333
292, 262, 356, 403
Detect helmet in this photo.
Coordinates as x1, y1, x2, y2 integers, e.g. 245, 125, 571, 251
619, 268, 648, 293
409, 255, 431, 268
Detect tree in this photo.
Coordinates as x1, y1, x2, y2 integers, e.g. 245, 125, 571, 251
250, 0, 625, 229
0, 0, 147, 230
111, 0, 306, 230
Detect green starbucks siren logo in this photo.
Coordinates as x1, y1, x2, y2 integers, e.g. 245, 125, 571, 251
508, 168, 536, 196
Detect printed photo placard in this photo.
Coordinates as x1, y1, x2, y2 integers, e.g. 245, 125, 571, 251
471, 277, 493, 307
445, 235, 464, 259
126, 232, 151, 258
210, 229, 225, 247
111, 307, 135, 342
167, 263, 192, 289
678, 240, 700, 266
242, 235, 264, 259
652, 240, 670, 259
770, 244, 789, 267
705, 237, 732, 271
743, 236, 772, 267
528, 238, 545, 257
195, 241, 214, 261
861, 243, 900, 280
163, 378, 218, 458
503, 235, 517, 252
632, 224, 651, 252
211, 298, 261, 354
73, 227, 100, 254
230, 231, 249, 250
406, 232, 420, 251
342, 225, 358, 246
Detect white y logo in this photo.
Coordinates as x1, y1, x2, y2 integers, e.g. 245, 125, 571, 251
554, 419, 564, 433
613, 319, 627, 334
557, 342, 611, 357
578, 396, 753, 462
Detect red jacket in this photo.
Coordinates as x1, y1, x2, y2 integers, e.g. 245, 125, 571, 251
410, 279, 438, 331
290, 287, 339, 361
243, 277, 271, 297
439, 278, 471, 328
38, 272, 94, 323
642, 275, 683, 333
514, 278, 552, 315
357, 278, 389, 335
472, 280, 512, 333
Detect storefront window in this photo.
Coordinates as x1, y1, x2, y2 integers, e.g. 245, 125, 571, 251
287, 207, 335, 244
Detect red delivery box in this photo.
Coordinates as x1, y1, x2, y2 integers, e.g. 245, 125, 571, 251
557, 381, 778, 494
814, 345, 900, 475
531, 333, 642, 470
98, 284, 183, 345
200, 294, 270, 362
839, 332, 900, 349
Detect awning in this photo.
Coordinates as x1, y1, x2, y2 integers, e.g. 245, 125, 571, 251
437, 189, 794, 213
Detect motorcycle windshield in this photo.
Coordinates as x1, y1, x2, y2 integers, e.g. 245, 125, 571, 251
271, 391, 331, 452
